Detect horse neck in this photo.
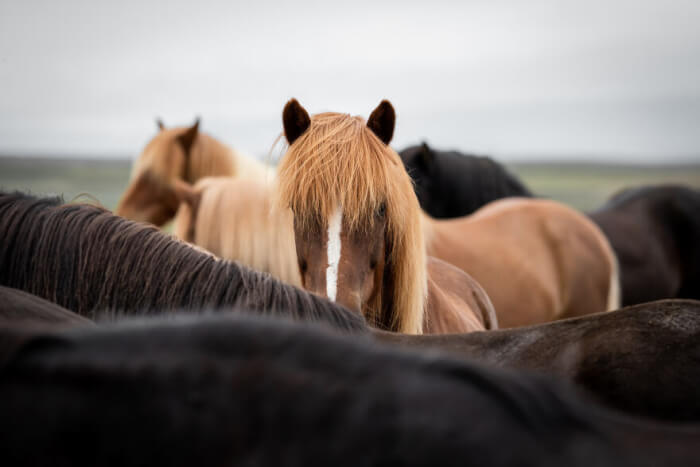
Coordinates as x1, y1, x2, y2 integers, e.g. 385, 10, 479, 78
186, 135, 237, 182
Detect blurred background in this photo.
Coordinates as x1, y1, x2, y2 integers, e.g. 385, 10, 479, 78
1, 0, 698, 211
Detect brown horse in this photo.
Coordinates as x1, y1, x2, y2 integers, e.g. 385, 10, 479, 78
278, 99, 496, 334
116, 118, 273, 226
424, 198, 620, 327
172, 177, 302, 286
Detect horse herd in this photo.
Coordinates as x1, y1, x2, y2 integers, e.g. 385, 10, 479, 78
1, 99, 700, 466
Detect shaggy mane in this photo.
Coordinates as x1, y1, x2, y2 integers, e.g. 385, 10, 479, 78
276, 112, 427, 334
0, 191, 366, 335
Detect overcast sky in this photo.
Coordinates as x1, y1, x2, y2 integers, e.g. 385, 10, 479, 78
1, 0, 699, 162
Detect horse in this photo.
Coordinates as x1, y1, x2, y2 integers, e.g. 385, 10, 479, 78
2, 282, 700, 422
399, 142, 533, 218
0, 286, 93, 329
589, 185, 700, 306
171, 176, 302, 286
2, 314, 700, 467
116, 118, 273, 226
277, 99, 497, 334
278, 99, 619, 329
376, 298, 700, 421
424, 197, 620, 327
0, 191, 366, 335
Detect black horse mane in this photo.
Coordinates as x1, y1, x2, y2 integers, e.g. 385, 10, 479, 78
0, 191, 367, 334
399, 143, 532, 217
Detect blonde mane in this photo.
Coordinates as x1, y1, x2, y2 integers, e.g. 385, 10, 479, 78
173, 176, 301, 286
276, 112, 427, 334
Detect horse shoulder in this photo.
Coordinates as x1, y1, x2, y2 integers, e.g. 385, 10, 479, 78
535, 200, 619, 316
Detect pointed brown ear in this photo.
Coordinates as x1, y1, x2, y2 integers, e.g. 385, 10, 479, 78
283, 99, 311, 145
172, 179, 201, 209
367, 100, 395, 145
156, 118, 165, 131
177, 118, 200, 154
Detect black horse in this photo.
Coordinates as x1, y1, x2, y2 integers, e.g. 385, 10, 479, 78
0, 285, 93, 329
2, 314, 699, 467
589, 185, 700, 305
399, 143, 532, 218
3, 279, 700, 422
376, 299, 700, 421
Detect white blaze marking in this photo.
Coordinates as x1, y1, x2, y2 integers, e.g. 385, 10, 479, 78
326, 206, 343, 302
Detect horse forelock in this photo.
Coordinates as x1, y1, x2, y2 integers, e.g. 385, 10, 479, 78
276, 112, 427, 334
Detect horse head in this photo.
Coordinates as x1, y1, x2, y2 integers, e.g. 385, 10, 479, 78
277, 99, 427, 334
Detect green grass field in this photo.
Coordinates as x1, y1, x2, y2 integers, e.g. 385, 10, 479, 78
0, 157, 698, 213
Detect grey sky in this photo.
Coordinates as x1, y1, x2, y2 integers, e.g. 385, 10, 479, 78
1, 0, 699, 162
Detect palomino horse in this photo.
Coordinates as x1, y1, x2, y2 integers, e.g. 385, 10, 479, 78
399, 142, 532, 218
589, 185, 700, 305
279, 100, 619, 329
3, 315, 700, 467
278, 99, 496, 334
116, 118, 272, 226
172, 177, 302, 286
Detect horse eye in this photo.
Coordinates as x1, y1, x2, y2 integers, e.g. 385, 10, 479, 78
299, 258, 308, 274
377, 203, 386, 219
369, 258, 378, 270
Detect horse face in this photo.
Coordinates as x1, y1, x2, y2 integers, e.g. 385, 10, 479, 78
117, 121, 199, 226
293, 206, 387, 315
115, 170, 181, 225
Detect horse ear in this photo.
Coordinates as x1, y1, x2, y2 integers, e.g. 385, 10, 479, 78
419, 142, 434, 166
283, 98, 311, 145
172, 179, 201, 209
367, 100, 395, 145
177, 118, 200, 154
156, 118, 165, 131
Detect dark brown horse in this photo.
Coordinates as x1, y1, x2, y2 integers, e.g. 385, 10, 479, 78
0, 286, 92, 329
0, 191, 365, 334
376, 299, 700, 421
589, 185, 700, 305
2, 315, 699, 467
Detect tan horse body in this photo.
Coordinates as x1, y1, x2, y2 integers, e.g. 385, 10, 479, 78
172, 177, 301, 287
277, 99, 495, 335
424, 197, 620, 328
116, 119, 273, 226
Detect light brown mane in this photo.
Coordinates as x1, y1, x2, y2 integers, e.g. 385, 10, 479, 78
173, 177, 301, 286
130, 127, 238, 184
276, 112, 427, 334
